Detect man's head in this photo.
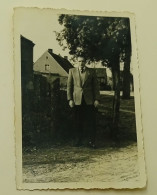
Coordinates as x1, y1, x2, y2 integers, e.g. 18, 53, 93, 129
78, 57, 86, 67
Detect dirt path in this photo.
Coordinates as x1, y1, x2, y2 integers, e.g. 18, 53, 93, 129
23, 143, 139, 183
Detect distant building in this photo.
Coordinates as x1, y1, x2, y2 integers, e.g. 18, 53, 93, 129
33, 49, 73, 88
106, 70, 134, 91
95, 68, 107, 90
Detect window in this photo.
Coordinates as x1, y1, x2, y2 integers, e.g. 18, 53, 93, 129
45, 64, 50, 71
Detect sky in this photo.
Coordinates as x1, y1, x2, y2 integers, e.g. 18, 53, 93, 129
15, 8, 70, 62
14, 8, 132, 75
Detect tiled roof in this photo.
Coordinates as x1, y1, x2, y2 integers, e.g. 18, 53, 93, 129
48, 51, 73, 73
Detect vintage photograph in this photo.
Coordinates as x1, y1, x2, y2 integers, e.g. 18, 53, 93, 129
14, 8, 146, 189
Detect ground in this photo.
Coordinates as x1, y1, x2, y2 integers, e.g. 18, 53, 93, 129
23, 143, 139, 183
22, 91, 139, 183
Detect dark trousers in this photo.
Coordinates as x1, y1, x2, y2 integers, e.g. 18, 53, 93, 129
73, 96, 97, 144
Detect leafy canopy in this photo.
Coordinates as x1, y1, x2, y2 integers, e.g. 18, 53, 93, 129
56, 14, 131, 67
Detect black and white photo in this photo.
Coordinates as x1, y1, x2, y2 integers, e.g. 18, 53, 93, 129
14, 8, 146, 189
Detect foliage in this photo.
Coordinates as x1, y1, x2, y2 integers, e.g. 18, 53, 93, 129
55, 15, 131, 67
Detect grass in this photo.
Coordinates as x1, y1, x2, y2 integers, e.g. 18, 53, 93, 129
23, 92, 137, 148
22, 94, 139, 183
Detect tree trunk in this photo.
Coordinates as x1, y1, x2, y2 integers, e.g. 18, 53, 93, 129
122, 18, 132, 99
122, 51, 131, 99
111, 58, 120, 141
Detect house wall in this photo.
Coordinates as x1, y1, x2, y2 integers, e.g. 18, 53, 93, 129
33, 51, 68, 77
21, 37, 34, 81
21, 36, 35, 112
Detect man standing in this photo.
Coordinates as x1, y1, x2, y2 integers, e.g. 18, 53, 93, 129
67, 57, 100, 148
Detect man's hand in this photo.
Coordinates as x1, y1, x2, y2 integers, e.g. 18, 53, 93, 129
94, 100, 99, 108
69, 100, 75, 108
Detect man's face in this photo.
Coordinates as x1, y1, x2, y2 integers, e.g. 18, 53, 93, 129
78, 57, 86, 67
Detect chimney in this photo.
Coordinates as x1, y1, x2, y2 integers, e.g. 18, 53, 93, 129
64, 56, 68, 60
48, 49, 53, 54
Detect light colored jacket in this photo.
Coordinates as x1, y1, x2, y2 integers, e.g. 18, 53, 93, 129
67, 67, 100, 105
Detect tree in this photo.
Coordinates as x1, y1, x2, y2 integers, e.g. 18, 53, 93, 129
55, 14, 131, 136
121, 18, 132, 99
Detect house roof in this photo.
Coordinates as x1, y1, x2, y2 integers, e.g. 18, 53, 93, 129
21, 35, 35, 46
48, 51, 73, 73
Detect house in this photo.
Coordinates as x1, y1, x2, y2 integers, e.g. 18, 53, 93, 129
21, 35, 35, 90
21, 35, 35, 112
106, 70, 134, 91
84, 61, 107, 90
33, 49, 73, 88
